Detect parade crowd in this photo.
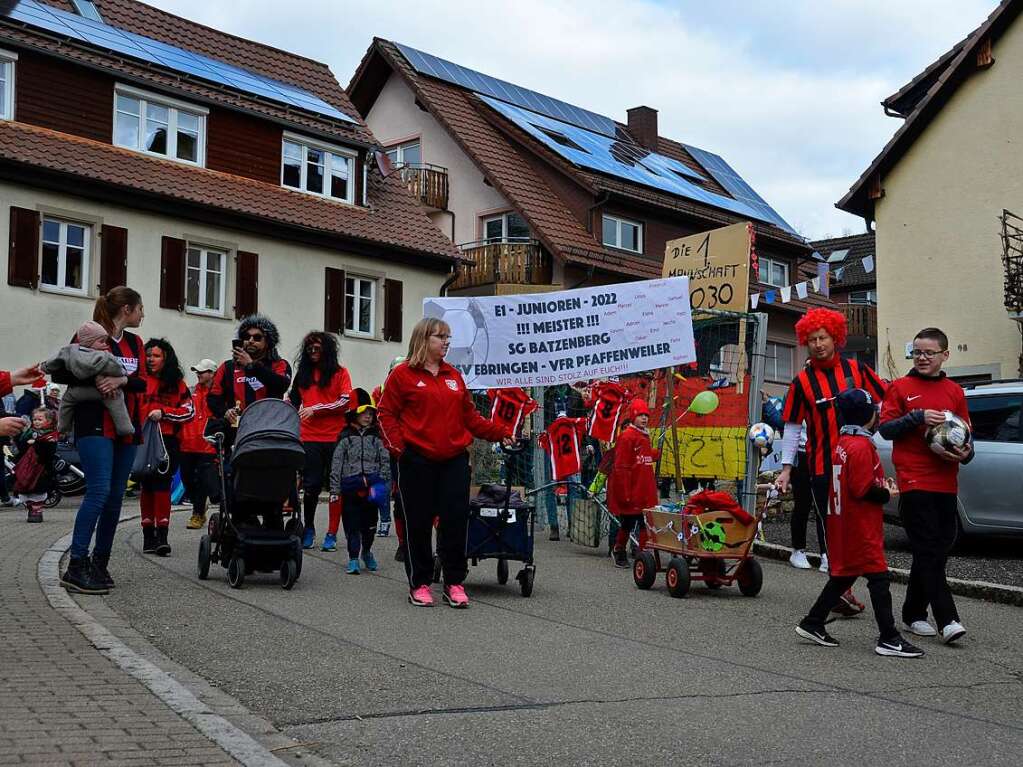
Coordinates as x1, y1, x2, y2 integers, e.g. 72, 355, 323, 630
0, 287, 974, 657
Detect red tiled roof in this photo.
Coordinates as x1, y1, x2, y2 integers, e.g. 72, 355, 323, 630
0, 120, 458, 262
8, 0, 373, 145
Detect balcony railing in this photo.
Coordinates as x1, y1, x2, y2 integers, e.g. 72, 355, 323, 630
841, 303, 877, 338
396, 163, 449, 210
451, 238, 552, 290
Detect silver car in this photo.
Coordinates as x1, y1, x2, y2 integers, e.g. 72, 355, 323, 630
874, 380, 1023, 540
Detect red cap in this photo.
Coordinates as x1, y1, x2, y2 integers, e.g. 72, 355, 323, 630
628, 398, 650, 419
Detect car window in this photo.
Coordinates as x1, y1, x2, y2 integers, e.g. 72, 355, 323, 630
967, 394, 1023, 442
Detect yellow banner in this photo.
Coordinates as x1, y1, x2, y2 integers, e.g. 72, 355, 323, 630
651, 426, 747, 479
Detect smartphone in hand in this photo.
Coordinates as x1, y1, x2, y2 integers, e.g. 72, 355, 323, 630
231, 339, 244, 350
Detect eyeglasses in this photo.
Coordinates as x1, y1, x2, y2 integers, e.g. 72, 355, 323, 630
243, 334, 265, 342
910, 349, 944, 359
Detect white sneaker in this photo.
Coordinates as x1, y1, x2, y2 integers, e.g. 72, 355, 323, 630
789, 549, 811, 569
818, 553, 829, 573
905, 620, 937, 637
941, 621, 966, 644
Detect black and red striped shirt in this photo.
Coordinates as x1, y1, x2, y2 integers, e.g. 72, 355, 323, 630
207, 358, 292, 419
782, 356, 886, 476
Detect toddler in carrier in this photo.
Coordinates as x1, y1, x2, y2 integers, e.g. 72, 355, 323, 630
42, 320, 134, 436
12, 407, 58, 523
330, 389, 390, 574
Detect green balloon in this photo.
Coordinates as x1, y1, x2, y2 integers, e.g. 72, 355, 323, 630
689, 390, 719, 415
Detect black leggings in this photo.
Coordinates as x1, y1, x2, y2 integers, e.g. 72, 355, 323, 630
396, 449, 470, 588
790, 455, 826, 552
301, 441, 336, 529
341, 491, 378, 559
179, 452, 216, 517
803, 571, 898, 640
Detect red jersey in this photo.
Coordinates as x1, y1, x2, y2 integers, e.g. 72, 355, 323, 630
586, 381, 629, 441
537, 417, 586, 481
782, 356, 886, 476
827, 431, 888, 576
608, 425, 660, 516
289, 367, 353, 443
879, 370, 970, 494
487, 388, 538, 438
209, 358, 292, 416
141, 377, 194, 437
377, 361, 509, 461
179, 383, 215, 454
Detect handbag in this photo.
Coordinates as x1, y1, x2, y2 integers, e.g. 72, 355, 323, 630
132, 420, 170, 478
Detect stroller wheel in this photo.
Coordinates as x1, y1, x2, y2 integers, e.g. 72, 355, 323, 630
208, 512, 221, 543
280, 558, 298, 590
497, 558, 509, 585
227, 556, 245, 589
284, 518, 302, 539
666, 557, 691, 598
633, 551, 657, 590
197, 535, 211, 580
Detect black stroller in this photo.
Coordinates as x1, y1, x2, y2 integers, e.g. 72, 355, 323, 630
197, 399, 305, 589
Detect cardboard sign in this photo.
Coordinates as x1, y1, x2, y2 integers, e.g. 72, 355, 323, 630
651, 426, 747, 479
662, 222, 751, 313
422, 278, 696, 389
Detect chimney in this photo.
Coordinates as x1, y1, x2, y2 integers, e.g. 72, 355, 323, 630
627, 106, 658, 151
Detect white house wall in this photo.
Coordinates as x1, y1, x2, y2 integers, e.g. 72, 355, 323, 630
0, 183, 444, 391
365, 71, 510, 245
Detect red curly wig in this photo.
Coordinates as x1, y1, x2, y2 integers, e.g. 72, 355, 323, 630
795, 308, 847, 348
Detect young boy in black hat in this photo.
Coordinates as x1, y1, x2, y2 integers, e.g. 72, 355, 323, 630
795, 388, 924, 658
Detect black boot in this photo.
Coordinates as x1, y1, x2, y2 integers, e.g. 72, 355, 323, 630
91, 553, 115, 589
60, 556, 109, 595
155, 526, 171, 557
142, 526, 157, 554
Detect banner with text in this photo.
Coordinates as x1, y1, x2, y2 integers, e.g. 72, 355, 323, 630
422, 278, 696, 389
662, 222, 751, 313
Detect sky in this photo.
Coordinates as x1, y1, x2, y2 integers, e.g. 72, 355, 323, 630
145, 0, 1000, 241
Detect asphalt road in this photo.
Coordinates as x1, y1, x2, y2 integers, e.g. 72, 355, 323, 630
94, 511, 1023, 766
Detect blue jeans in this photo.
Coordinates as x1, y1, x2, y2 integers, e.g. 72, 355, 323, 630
70, 437, 137, 559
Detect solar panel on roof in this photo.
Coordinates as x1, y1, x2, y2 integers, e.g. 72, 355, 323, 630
1, 0, 355, 124
394, 42, 619, 138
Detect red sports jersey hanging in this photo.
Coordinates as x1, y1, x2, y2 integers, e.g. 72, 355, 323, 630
487, 388, 538, 437
586, 381, 629, 441
537, 417, 586, 481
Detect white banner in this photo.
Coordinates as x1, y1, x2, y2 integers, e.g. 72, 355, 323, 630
422, 277, 697, 389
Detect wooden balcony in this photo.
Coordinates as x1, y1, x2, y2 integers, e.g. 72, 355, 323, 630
451, 239, 553, 291
841, 303, 877, 338
397, 163, 449, 210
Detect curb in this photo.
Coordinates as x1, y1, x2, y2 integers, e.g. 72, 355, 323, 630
38, 521, 292, 767
753, 540, 1023, 607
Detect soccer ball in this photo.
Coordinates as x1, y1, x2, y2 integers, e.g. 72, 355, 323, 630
926, 412, 971, 455
422, 298, 490, 370
748, 422, 775, 448
699, 521, 727, 552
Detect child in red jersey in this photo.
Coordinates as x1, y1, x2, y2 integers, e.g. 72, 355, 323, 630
796, 389, 923, 658
879, 327, 972, 644
608, 398, 659, 568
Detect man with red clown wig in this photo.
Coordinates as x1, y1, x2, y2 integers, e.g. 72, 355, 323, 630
775, 308, 887, 615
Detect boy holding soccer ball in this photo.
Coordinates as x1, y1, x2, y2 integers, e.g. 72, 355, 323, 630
878, 328, 973, 644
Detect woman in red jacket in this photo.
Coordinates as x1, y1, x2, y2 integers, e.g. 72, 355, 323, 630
609, 398, 659, 568
289, 332, 352, 552
140, 338, 194, 556
378, 318, 513, 608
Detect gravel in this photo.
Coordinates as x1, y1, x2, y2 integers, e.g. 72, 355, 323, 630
761, 514, 1023, 588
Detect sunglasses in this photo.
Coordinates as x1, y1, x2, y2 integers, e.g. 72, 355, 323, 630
243, 334, 265, 342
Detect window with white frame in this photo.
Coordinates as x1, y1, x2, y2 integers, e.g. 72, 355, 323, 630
765, 341, 795, 382
602, 214, 642, 253
344, 276, 375, 336
0, 49, 16, 121
113, 86, 206, 165
848, 289, 877, 305
483, 212, 530, 243
185, 244, 227, 315
282, 134, 356, 203
385, 139, 421, 167
760, 257, 789, 288
40, 218, 90, 296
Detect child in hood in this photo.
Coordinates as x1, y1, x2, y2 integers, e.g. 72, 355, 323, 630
330, 389, 391, 574
608, 398, 659, 568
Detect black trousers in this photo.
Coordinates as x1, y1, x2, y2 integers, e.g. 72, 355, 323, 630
804, 571, 898, 641
899, 491, 960, 628
341, 491, 378, 559
808, 473, 831, 555
790, 455, 825, 552
179, 451, 216, 517
301, 441, 336, 529
396, 449, 470, 588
